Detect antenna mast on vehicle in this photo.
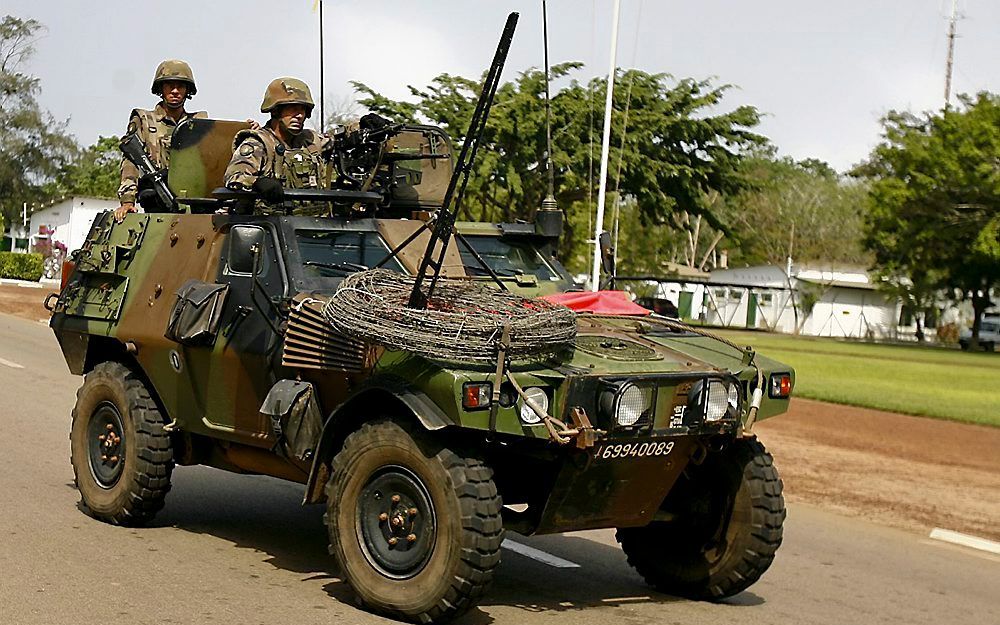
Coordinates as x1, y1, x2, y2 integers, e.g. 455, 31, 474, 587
541, 0, 557, 212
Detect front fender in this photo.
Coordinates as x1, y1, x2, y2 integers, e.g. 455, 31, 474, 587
302, 375, 453, 503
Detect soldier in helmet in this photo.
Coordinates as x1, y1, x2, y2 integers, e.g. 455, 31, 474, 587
114, 60, 207, 221
223, 77, 332, 213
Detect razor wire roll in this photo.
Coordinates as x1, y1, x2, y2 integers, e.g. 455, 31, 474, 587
322, 269, 577, 363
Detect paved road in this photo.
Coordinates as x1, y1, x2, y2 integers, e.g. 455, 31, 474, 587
1, 314, 997, 625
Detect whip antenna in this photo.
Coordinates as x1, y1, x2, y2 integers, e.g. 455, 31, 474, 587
541, 0, 557, 210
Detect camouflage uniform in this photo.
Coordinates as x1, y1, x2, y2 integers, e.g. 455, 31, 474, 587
223, 77, 332, 215
117, 104, 207, 204
224, 126, 331, 192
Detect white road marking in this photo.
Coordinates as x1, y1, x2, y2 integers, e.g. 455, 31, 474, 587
501, 539, 581, 568
929, 528, 1000, 555
0, 357, 25, 369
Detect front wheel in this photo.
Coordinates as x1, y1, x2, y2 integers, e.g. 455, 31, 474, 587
69, 361, 174, 525
617, 438, 785, 600
324, 420, 503, 623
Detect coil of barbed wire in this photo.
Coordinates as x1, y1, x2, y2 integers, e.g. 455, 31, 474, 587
322, 269, 577, 363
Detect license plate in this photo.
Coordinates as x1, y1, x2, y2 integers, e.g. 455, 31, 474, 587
592, 440, 675, 461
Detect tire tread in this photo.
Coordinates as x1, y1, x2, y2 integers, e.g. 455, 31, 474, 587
617, 438, 785, 600
70, 361, 173, 526
325, 420, 502, 623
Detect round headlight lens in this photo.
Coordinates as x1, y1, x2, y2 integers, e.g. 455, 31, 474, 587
519, 387, 548, 424
705, 381, 729, 422
617, 385, 652, 427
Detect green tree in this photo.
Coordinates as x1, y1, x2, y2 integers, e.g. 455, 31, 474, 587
860, 92, 1000, 347
353, 65, 766, 271
47, 136, 121, 199
0, 16, 77, 227
724, 154, 870, 267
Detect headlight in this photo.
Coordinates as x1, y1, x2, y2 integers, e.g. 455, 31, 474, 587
705, 381, 730, 422
728, 383, 739, 411
616, 385, 653, 427
518, 387, 548, 424
688, 379, 741, 423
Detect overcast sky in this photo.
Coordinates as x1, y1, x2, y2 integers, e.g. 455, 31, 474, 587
5, 0, 999, 172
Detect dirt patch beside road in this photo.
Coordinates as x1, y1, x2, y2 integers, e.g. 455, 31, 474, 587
757, 398, 1000, 542
0, 283, 52, 323
2, 283, 997, 543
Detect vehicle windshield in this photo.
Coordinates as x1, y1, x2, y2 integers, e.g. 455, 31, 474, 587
296, 230, 405, 277
459, 235, 560, 281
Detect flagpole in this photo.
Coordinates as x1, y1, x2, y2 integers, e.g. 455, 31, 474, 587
590, 0, 621, 291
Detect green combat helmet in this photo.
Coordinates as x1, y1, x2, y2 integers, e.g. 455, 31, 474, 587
152, 59, 197, 96
261, 77, 314, 116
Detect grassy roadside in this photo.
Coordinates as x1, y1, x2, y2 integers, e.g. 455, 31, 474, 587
719, 330, 1000, 427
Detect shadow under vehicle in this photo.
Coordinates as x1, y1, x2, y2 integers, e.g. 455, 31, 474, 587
48, 36, 794, 625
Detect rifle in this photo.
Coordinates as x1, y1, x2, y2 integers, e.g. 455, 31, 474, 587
119, 133, 177, 211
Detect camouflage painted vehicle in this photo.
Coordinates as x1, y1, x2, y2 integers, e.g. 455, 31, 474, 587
49, 119, 794, 623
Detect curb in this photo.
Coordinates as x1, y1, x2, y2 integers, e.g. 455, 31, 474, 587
0, 278, 59, 289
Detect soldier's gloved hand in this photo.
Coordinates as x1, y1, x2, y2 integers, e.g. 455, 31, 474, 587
253, 177, 284, 203
359, 113, 392, 131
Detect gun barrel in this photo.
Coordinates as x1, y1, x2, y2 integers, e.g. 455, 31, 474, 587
211, 187, 382, 204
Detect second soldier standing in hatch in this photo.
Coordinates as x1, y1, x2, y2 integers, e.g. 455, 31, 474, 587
224, 77, 331, 214
114, 60, 206, 221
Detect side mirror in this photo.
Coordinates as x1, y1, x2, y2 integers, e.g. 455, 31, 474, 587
228, 225, 265, 274
599, 230, 616, 277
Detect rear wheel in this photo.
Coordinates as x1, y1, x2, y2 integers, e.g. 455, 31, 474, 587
325, 420, 503, 623
69, 361, 174, 526
617, 438, 784, 600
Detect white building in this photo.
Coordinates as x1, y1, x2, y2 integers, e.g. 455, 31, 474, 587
707, 264, 900, 338
28, 196, 118, 253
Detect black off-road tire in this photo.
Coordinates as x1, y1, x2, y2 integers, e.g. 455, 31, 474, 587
324, 419, 503, 624
69, 361, 174, 526
617, 438, 784, 600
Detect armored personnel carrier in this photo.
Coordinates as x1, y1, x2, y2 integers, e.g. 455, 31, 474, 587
49, 18, 792, 624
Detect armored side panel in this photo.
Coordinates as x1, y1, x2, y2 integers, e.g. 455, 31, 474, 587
168, 119, 252, 199
55, 211, 147, 322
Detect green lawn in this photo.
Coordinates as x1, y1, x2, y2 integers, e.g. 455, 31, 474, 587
718, 331, 1000, 427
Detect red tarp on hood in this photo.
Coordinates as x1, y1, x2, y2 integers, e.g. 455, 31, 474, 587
541, 291, 650, 316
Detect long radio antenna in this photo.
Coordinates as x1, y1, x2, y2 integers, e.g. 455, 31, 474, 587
317, 0, 326, 131
541, 0, 557, 209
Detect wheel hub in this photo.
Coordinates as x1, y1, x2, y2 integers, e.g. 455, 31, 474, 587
357, 466, 436, 579
87, 402, 126, 489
